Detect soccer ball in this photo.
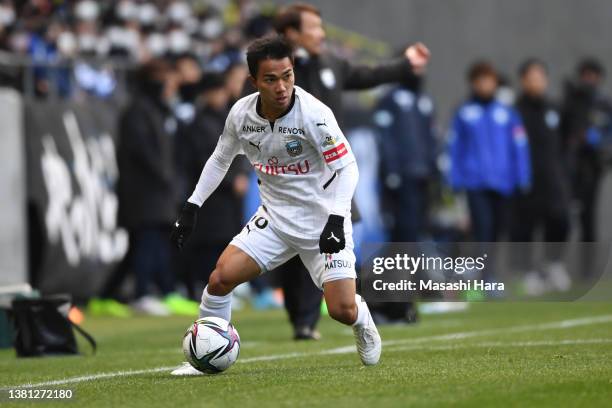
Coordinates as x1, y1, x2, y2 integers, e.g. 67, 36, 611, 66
182, 317, 241, 374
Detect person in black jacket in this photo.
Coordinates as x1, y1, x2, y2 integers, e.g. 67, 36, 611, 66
370, 73, 436, 323
560, 58, 612, 243
274, 3, 429, 125
116, 59, 197, 316
512, 59, 571, 294
271, 2, 430, 339
175, 72, 250, 299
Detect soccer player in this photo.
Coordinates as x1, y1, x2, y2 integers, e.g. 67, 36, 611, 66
169, 36, 381, 375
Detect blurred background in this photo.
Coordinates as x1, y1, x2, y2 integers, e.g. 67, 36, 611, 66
0, 0, 611, 321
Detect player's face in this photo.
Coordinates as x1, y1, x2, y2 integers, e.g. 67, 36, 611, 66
521, 65, 548, 97
298, 11, 326, 55
471, 74, 498, 99
252, 57, 295, 115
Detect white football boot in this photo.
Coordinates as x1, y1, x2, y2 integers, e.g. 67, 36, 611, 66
170, 362, 203, 376
352, 305, 382, 366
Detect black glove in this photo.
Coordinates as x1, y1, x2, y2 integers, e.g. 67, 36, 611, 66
170, 202, 199, 250
319, 215, 345, 254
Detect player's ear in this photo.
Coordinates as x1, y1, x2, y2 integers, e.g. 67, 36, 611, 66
285, 27, 300, 44
248, 75, 257, 88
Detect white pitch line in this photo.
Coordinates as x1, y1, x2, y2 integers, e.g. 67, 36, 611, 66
4, 314, 612, 390
385, 338, 612, 353
381, 314, 612, 347
5, 367, 177, 389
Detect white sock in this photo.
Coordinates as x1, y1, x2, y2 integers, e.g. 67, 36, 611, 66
352, 294, 370, 327
199, 286, 232, 321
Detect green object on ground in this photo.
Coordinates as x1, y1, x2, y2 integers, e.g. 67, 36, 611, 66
87, 298, 133, 318
163, 293, 199, 316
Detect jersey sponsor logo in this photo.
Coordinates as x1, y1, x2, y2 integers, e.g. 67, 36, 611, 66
253, 160, 310, 175
324, 254, 353, 270
243, 124, 267, 133
249, 140, 262, 151
323, 143, 348, 163
321, 135, 337, 148
278, 126, 305, 135
285, 140, 303, 157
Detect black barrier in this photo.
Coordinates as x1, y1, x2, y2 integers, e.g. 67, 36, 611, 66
25, 100, 128, 299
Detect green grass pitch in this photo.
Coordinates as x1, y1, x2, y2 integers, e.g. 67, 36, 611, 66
1, 302, 612, 407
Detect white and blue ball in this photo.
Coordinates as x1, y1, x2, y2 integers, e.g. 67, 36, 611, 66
182, 317, 240, 374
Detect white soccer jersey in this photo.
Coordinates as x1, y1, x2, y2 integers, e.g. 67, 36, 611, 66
206, 86, 356, 239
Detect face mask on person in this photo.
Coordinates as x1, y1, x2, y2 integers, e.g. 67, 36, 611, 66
141, 79, 166, 101
138, 3, 159, 26
200, 18, 224, 40
79, 33, 98, 54
146, 33, 167, 57
167, 1, 192, 23
167, 29, 190, 55
75, 0, 100, 21
117, 0, 137, 21
57, 31, 77, 57
179, 83, 200, 103
0, 5, 16, 27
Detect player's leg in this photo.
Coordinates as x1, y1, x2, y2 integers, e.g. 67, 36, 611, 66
200, 207, 295, 322
322, 278, 357, 325
173, 208, 294, 376
322, 278, 381, 365
198, 244, 261, 321
299, 236, 381, 365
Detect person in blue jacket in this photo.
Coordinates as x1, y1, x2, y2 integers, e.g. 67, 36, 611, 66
449, 61, 531, 243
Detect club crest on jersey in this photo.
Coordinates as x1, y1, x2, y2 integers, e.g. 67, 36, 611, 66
286, 140, 303, 157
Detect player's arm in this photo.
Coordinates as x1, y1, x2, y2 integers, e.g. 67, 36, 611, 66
170, 117, 242, 249
313, 108, 359, 254
342, 43, 430, 90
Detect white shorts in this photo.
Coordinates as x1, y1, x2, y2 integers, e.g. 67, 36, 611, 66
229, 206, 357, 289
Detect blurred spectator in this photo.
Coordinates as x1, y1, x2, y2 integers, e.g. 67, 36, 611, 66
272, 2, 429, 339
448, 61, 531, 245
0, 0, 20, 88
175, 72, 250, 300
512, 59, 571, 294
375, 73, 437, 242
27, 20, 72, 97
116, 59, 197, 316
174, 52, 203, 124
274, 3, 428, 125
371, 72, 436, 324
224, 61, 249, 103
560, 58, 612, 242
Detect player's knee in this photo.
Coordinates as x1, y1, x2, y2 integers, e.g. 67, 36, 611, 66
207, 262, 236, 296
327, 299, 357, 325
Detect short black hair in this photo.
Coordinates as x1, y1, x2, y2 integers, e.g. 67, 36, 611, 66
577, 57, 605, 77
518, 58, 548, 78
246, 36, 294, 77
